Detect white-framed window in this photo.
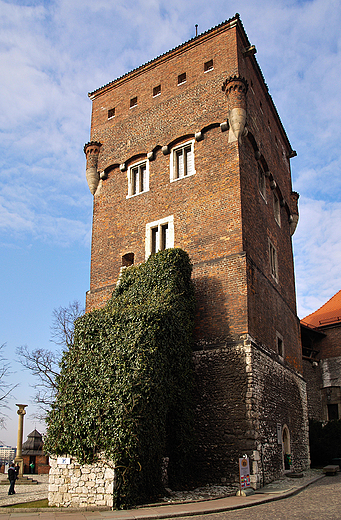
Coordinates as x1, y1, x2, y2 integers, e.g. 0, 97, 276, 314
269, 240, 278, 282
127, 160, 149, 197
258, 163, 266, 201
273, 191, 281, 226
170, 140, 195, 182
145, 215, 174, 259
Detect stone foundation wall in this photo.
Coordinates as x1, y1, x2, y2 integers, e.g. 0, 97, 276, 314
303, 359, 323, 421
48, 455, 114, 508
193, 335, 309, 488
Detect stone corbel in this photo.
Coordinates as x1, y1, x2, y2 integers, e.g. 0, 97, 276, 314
220, 121, 229, 132
243, 45, 257, 57
84, 142, 102, 195
222, 75, 248, 143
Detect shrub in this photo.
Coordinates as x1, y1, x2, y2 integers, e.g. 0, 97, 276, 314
45, 249, 195, 508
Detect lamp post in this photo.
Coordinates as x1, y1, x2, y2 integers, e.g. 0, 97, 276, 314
14, 404, 27, 477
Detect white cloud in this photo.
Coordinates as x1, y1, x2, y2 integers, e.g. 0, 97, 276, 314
0, 0, 340, 307
294, 198, 341, 318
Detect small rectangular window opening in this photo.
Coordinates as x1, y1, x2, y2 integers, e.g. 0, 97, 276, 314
153, 85, 161, 97
328, 404, 339, 421
277, 336, 284, 357
161, 224, 169, 250
269, 241, 278, 281
273, 191, 281, 226
178, 72, 186, 85
130, 96, 137, 108
108, 108, 115, 119
151, 227, 158, 255
122, 253, 134, 267
258, 163, 266, 200
204, 59, 213, 72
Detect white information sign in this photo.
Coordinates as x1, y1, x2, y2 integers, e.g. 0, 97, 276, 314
277, 423, 282, 445
57, 457, 70, 465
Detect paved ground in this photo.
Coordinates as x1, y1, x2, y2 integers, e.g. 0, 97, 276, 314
0, 470, 338, 519
0, 474, 49, 507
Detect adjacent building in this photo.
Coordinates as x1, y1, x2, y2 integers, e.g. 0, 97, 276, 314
301, 290, 341, 422
0, 445, 16, 464
83, 14, 309, 487
22, 430, 50, 475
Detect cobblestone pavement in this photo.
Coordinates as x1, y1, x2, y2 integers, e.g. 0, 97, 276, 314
179, 472, 341, 520
0, 469, 335, 519
0, 474, 49, 507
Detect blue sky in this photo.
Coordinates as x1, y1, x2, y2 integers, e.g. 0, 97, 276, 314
1, 0, 340, 446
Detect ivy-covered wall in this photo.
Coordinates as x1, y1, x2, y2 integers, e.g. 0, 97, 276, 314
45, 249, 195, 508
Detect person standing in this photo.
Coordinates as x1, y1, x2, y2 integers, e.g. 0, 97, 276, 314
8, 463, 16, 495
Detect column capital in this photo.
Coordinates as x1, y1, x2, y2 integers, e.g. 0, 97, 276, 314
16, 404, 27, 415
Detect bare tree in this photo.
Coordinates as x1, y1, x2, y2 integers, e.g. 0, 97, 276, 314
50, 300, 84, 348
16, 346, 60, 418
17, 301, 84, 419
0, 344, 18, 428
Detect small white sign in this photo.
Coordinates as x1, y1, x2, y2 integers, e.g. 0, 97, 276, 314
57, 457, 70, 465
277, 424, 282, 445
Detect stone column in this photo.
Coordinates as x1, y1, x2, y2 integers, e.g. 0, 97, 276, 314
222, 75, 248, 143
14, 404, 27, 476
84, 141, 102, 195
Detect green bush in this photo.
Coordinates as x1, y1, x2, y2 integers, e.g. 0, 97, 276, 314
45, 249, 195, 508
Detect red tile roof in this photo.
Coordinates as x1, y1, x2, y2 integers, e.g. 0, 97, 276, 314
301, 290, 341, 328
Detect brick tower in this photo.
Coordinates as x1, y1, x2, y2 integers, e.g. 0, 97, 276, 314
84, 14, 309, 486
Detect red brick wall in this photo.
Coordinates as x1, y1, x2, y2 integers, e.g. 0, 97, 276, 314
86, 21, 301, 371
83, 16, 309, 485
23, 454, 50, 475
318, 324, 341, 359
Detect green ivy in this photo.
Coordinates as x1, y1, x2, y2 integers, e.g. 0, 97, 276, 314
44, 249, 195, 508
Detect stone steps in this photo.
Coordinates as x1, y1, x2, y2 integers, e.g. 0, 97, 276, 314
0, 476, 38, 485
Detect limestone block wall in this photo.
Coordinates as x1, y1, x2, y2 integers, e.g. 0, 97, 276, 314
193, 335, 309, 488
48, 455, 115, 508
249, 336, 310, 483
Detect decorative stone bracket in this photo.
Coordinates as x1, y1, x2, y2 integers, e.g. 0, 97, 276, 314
222, 75, 248, 143
84, 141, 102, 195
289, 191, 300, 236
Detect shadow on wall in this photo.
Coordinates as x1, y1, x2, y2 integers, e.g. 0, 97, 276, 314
193, 275, 232, 348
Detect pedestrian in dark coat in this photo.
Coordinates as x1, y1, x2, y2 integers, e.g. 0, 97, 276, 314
8, 463, 16, 495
